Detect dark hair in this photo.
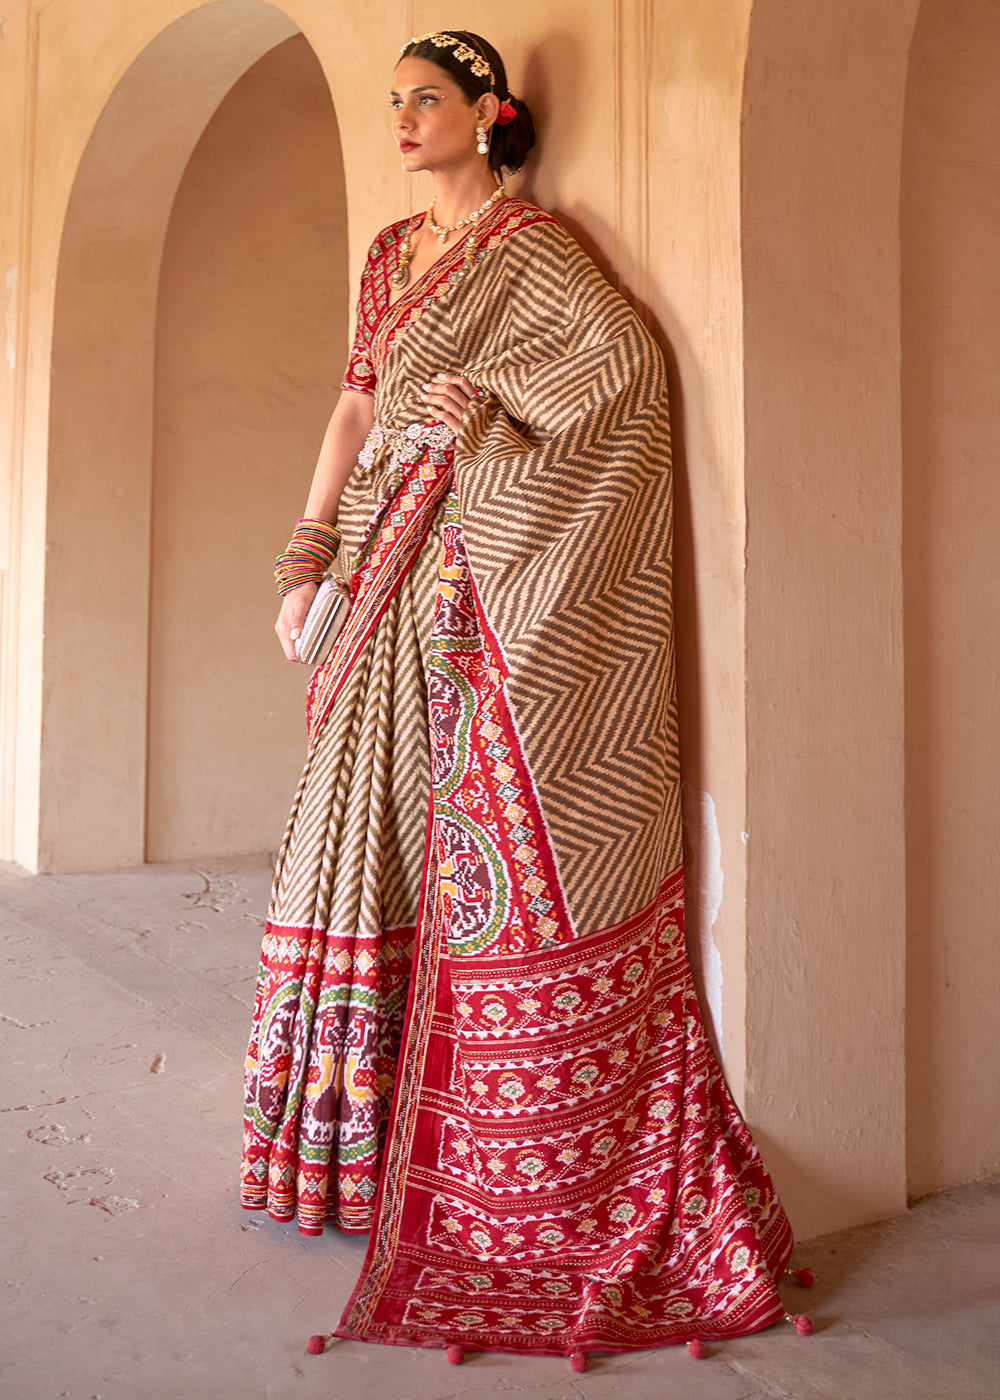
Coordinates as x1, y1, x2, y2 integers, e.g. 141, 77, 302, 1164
399, 31, 535, 176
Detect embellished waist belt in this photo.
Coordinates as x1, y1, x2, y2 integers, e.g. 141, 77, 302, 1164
356, 421, 456, 501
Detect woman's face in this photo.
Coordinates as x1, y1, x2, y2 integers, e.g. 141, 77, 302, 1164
390, 56, 480, 175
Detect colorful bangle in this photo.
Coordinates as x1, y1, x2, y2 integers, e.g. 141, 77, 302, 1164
274, 517, 341, 597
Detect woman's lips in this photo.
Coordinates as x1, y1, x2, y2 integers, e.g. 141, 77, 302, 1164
398, 140, 419, 153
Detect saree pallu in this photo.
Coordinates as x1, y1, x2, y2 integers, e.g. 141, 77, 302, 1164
243, 199, 793, 1353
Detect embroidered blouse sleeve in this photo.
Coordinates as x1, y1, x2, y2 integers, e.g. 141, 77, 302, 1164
340, 249, 381, 396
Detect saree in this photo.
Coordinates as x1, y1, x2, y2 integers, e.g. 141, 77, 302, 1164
242, 198, 794, 1355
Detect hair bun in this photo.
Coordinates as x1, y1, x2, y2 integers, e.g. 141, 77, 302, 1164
491, 94, 535, 174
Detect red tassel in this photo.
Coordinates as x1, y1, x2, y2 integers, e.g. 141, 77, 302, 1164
446, 1344, 465, 1365
687, 1338, 707, 1359
787, 1266, 815, 1287
785, 1312, 815, 1336
569, 1350, 588, 1372
306, 1334, 328, 1355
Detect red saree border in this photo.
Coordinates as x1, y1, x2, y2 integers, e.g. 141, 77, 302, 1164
241, 917, 416, 1235
305, 441, 453, 748
337, 864, 793, 1356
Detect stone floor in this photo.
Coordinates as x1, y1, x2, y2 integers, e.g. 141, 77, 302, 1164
2, 853, 998, 1400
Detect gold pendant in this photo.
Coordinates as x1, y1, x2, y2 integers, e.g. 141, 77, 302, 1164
390, 231, 412, 290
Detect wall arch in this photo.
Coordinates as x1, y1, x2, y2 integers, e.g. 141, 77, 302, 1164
146, 34, 347, 860
42, 0, 344, 869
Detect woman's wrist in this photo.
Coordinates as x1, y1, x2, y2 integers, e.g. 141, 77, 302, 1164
274, 517, 340, 597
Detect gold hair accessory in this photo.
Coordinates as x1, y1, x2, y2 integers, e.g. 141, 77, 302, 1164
402, 33, 496, 89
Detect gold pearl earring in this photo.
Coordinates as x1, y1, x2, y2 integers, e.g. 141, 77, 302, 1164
476, 125, 489, 156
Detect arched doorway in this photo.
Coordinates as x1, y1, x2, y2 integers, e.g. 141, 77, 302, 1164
146, 35, 346, 860
43, 1, 347, 870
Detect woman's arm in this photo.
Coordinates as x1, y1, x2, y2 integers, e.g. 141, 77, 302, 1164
301, 388, 375, 520
275, 389, 375, 661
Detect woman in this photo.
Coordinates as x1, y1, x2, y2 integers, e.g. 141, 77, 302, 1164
242, 30, 800, 1362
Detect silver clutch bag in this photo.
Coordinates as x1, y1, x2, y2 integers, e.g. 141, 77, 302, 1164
294, 573, 350, 666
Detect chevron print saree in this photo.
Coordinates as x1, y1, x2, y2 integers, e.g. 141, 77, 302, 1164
242, 200, 793, 1355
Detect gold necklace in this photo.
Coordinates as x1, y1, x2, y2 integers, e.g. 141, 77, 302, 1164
427, 184, 505, 244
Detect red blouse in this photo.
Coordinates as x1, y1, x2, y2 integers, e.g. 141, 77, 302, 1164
340, 200, 557, 398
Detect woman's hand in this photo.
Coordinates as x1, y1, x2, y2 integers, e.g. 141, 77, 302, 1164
275, 581, 319, 662
422, 372, 481, 433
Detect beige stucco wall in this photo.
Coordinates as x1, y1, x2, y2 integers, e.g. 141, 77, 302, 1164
2, 0, 999, 1241
902, 0, 1000, 1198
742, 0, 920, 1238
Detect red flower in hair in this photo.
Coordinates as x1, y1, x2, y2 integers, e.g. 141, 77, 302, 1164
497, 100, 516, 125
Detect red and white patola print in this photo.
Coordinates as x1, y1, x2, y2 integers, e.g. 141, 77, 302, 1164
337, 499, 792, 1355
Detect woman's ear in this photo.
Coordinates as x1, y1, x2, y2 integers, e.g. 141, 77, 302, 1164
477, 92, 501, 126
